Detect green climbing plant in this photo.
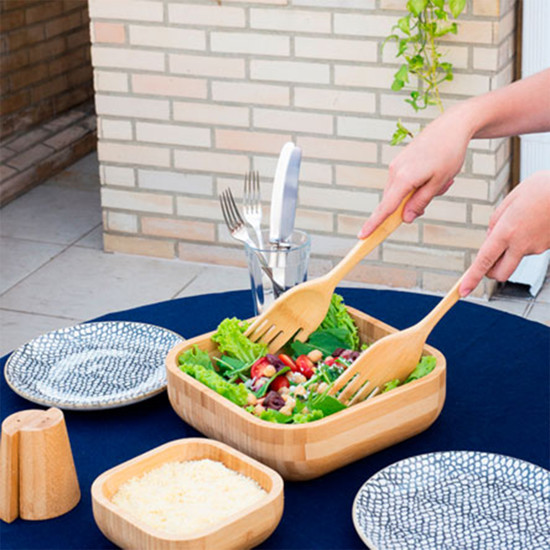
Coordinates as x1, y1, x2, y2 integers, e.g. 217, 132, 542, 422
385, 0, 466, 145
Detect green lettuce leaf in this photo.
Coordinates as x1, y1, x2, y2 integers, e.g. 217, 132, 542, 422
178, 345, 212, 369
180, 362, 249, 407
211, 318, 267, 364
318, 293, 360, 350
404, 355, 437, 384
292, 410, 324, 424
259, 409, 294, 424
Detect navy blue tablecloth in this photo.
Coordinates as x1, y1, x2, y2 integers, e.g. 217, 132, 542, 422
1, 288, 549, 549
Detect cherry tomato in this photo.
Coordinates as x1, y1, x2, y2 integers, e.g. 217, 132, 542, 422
324, 356, 335, 367
250, 357, 270, 379
295, 355, 315, 379
269, 375, 290, 392
278, 354, 299, 372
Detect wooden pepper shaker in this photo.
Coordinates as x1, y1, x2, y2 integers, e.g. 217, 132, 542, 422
0, 407, 80, 523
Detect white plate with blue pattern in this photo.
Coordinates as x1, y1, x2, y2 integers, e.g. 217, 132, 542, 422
353, 451, 550, 550
4, 321, 184, 410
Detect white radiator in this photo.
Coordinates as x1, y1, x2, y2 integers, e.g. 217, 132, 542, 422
508, 0, 550, 295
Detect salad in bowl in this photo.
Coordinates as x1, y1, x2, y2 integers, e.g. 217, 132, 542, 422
178, 294, 436, 425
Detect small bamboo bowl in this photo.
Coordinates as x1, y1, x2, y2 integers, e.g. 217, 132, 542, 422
91, 438, 284, 550
166, 307, 447, 481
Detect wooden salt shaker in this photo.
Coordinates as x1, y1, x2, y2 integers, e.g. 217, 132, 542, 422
0, 407, 80, 523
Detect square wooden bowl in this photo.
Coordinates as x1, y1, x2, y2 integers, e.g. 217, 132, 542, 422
166, 307, 446, 480
91, 438, 284, 550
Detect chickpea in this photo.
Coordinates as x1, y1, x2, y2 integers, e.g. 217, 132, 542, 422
279, 386, 290, 395
294, 385, 307, 397
247, 393, 258, 406
307, 349, 323, 363
279, 404, 293, 416
285, 396, 296, 409
317, 382, 329, 394
289, 372, 306, 384
254, 403, 265, 415
263, 364, 276, 377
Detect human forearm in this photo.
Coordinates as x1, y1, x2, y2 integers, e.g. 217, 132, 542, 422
456, 68, 550, 141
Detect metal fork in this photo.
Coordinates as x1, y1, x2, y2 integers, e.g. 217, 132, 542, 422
219, 188, 284, 297
242, 170, 263, 247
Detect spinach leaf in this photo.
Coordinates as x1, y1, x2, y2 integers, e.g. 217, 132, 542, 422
290, 327, 350, 357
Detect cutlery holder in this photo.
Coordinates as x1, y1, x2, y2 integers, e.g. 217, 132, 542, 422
0, 407, 80, 523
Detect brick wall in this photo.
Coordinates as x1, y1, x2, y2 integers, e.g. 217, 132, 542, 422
90, 0, 518, 297
0, 0, 93, 140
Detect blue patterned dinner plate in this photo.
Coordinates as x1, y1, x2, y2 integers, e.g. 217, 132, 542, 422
353, 451, 550, 550
4, 321, 184, 410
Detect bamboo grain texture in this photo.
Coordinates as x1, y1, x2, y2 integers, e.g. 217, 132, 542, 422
165, 307, 447, 480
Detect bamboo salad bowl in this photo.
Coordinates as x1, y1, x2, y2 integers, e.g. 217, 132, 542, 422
166, 307, 446, 481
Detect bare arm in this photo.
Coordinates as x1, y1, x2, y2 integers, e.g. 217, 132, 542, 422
359, 69, 550, 295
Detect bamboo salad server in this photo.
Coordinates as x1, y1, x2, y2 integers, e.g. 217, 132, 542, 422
330, 275, 467, 405
245, 193, 413, 353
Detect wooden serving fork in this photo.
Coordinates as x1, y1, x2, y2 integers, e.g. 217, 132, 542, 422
245, 193, 413, 352
329, 276, 465, 405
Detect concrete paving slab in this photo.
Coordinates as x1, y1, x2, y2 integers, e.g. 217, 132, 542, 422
0, 247, 202, 320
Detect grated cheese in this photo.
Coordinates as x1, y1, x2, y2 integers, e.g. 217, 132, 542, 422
111, 458, 267, 536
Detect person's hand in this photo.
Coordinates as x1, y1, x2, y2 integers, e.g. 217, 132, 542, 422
460, 171, 550, 296
358, 105, 475, 238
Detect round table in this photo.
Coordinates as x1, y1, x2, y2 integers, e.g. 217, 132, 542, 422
1, 288, 549, 549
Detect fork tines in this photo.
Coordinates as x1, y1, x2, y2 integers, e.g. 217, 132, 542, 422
219, 188, 244, 232
243, 171, 260, 213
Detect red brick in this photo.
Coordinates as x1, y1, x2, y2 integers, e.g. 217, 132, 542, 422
5, 127, 49, 152
45, 11, 82, 39
0, 164, 17, 183
10, 62, 49, 91
1, 49, 30, 73
66, 27, 91, 49
31, 74, 68, 102
53, 84, 93, 113
5, 25, 46, 51
28, 36, 65, 63
0, 89, 29, 115
0, 7, 25, 32
45, 125, 88, 150
25, 1, 64, 24
6, 143, 53, 170
48, 47, 87, 77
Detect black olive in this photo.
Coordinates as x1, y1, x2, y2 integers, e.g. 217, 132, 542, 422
263, 390, 285, 410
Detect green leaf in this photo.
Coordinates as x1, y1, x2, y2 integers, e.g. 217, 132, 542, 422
382, 379, 401, 393
395, 63, 409, 82
404, 355, 437, 384
255, 367, 290, 398
391, 78, 405, 92
397, 38, 408, 57
397, 15, 411, 35
180, 362, 249, 406
259, 409, 294, 424
317, 293, 360, 350
307, 393, 347, 416
432, 0, 444, 7
390, 127, 408, 146
449, 0, 466, 18
178, 345, 213, 369
211, 317, 267, 364
406, 0, 427, 17
290, 327, 350, 357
